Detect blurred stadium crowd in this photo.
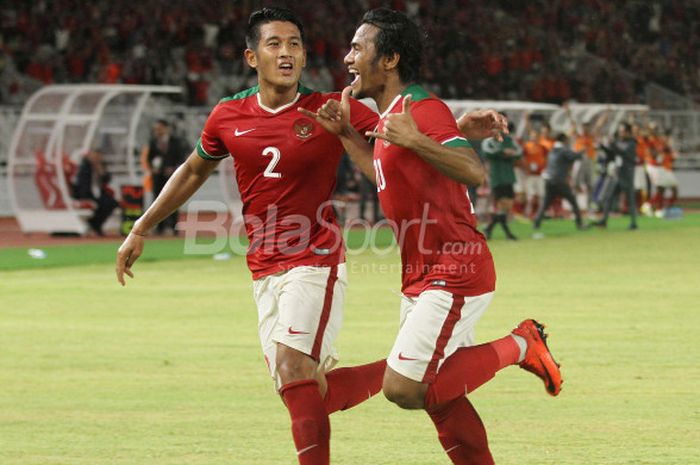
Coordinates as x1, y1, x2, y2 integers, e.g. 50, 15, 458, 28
1, 0, 698, 106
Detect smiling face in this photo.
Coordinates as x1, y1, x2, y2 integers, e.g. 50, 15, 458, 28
344, 23, 385, 100
245, 21, 306, 91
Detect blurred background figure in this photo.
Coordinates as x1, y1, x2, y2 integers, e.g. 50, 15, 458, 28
520, 123, 548, 219
533, 133, 585, 237
566, 105, 609, 215
140, 119, 187, 235
594, 123, 638, 230
481, 121, 522, 240
72, 148, 118, 236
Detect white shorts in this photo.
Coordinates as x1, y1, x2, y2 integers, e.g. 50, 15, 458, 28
524, 174, 545, 199
654, 168, 678, 188
513, 169, 525, 194
253, 264, 346, 388
387, 289, 494, 384
634, 166, 647, 190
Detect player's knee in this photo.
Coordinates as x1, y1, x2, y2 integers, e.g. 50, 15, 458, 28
276, 350, 317, 385
382, 383, 424, 410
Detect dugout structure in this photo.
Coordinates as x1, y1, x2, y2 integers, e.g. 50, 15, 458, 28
7, 84, 181, 234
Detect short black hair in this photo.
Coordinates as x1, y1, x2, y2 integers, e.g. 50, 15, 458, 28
245, 7, 305, 50
155, 119, 169, 127
360, 8, 423, 84
555, 132, 569, 143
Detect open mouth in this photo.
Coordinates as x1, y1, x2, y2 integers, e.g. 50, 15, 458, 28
279, 62, 294, 75
348, 69, 360, 87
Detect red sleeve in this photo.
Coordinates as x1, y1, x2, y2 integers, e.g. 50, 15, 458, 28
411, 99, 471, 148
196, 104, 230, 160
348, 97, 379, 135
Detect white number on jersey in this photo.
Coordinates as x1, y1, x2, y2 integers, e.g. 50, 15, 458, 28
262, 146, 282, 178
374, 159, 386, 192
465, 187, 475, 214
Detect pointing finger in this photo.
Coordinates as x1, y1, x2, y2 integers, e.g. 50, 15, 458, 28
298, 107, 318, 119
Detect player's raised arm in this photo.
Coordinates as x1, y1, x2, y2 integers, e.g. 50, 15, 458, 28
299, 86, 377, 182
115, 150, 221, 286
366, 95, 485, 186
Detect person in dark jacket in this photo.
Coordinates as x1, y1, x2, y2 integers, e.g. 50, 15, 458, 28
533, 133, 585, 235
593, 123, 638, 230
72, 149, 118, 236
141, 119, 187, 235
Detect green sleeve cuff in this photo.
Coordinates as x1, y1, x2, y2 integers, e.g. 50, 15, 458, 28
443, 137, 472, 149
196, 138, 229, 160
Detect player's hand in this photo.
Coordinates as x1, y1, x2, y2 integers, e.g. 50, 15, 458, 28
365, 94, 421, 148
116, 232, 145, 286
298, 86, 352, 136
457, 109, 508, 141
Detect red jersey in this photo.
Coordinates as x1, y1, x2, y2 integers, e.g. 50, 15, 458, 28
373, 84, 496, 297
198, 84, 378, 279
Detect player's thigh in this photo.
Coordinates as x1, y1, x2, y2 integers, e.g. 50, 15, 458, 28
254, 264, 347, 387
277, 264, 346, 368
387, 290, 494, 384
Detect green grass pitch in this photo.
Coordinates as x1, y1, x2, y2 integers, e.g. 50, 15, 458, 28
1, 215, 699, 464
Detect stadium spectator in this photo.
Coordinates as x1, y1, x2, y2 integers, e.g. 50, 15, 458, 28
520, 126, 548, 218
594, 123, 639, 230
72, 148, 118, 236
140, 119, 187, 235
533, 133, 585, 236
567, 105, 609, 213
2, 1, 698, 105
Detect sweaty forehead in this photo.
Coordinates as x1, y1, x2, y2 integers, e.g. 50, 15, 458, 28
259, 21, 302, 41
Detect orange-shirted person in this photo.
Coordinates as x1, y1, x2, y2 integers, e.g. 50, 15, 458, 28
654, 130, 679, 210
566, 106, 609, 213
521, 128, 548, 218
634, 125, 653, 212
538, 122, 555, 153
645, 126, 671, 211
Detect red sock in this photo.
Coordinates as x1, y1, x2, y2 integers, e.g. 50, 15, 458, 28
428, 396, 494, 465
280, 380, 330, 465
324, 359, 386, 414
424, 336, 519, 409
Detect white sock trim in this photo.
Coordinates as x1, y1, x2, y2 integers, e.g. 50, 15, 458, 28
511, 334, 527, 363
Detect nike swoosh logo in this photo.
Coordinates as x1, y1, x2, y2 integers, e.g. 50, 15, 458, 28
398, 352, 417, 361
288, 326, 310, 335
234, 128, 256, 136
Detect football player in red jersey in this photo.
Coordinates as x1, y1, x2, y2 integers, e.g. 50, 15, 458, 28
303, 9, 563, 465
115, 8, 387, 465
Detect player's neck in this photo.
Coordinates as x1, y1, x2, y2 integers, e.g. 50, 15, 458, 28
375, 80, 409, 114
257, 82, 299, 110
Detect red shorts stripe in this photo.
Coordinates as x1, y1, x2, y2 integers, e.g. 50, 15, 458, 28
422, 294, 465, 384
311, 265, 338, 360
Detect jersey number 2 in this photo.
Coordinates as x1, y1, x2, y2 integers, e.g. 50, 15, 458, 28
262, 146, 282, 178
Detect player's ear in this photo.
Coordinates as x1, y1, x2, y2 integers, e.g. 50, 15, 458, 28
244, 48, 257, 69
383, 52, 400, 73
